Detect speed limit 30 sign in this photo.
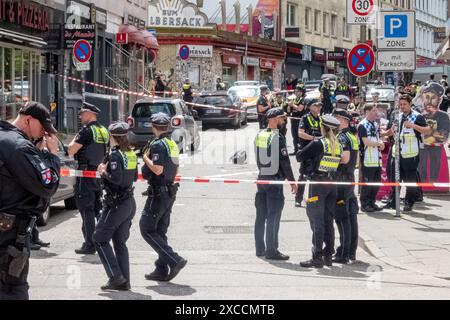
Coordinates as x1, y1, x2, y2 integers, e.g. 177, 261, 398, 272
347, 0, 378, 25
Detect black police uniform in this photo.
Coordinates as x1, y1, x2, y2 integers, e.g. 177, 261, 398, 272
297, 117, 342, 267
335, 84, 351, 98
257, 94, 270, 129
0, 121, 60, 300
320, 83, 333, 114
182, 83, 193, 103
140, 114, 186, 281
385, 110, 427, 210
290, 94, 307, 154
74, 114, 109, 253
254, 109, 295, 259
272, 97, 288, 136
335, 128, 360, 262
93, 123, 138, 290
296, 112, 323, 204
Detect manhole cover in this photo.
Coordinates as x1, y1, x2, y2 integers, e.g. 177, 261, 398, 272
204, 226, 253, 234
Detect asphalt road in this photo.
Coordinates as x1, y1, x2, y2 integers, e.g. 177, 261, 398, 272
29, 121, 450, 300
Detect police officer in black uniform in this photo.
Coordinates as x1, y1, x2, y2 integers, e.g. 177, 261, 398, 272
68, 103, 109, 255
257, 85, 271, 129
297, 115, 349, 268
182, 78, 194, 103
0, 102, 60, 300
296, 99, 324, 207
140, 113, 187, 282
272, 90, 288, 136
333, 109, 360, 263
93, 122, 138, 291
255, 108, 298, 260
289, 84, 307, 155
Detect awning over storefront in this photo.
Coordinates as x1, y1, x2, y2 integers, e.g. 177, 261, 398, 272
117, 24, 146, 47
141, 30, 159, 50
0, 28, 47, 47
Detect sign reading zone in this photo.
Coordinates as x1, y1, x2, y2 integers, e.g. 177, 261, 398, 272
347, 0, 378, 25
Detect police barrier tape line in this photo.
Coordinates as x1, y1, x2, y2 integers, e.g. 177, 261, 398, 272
59, 169, 450, 188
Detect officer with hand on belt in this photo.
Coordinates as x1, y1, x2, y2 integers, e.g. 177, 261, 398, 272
296, 99, 323, 207
333, 109, 360, 263
0, 102, 60, 300
255, 108, 298, 260
68, 103, 109, 255
93, 122, 138, 291
140, 113, 187, 282
297, 115, 349, 268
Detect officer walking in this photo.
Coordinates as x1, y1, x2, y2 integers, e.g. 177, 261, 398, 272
296, 99, 323, 207
358, 104, 385, 213
257, 85, 272, 129
297, 115, 349, 268
182, 78, 194, 103
93, 122, 138, 291
333, 109, 360, 263
320, 79, 333, 114
335, 78, 352, 98
289, 84, 307, 155
0, 102, 60, 300
382, 94, 430, 212
255, 108, 298, 260
272, 90, 288, 136
140, 113, 187, 282
68, 103, 109, 255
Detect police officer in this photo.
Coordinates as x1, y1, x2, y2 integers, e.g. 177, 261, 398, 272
93, 122, 137, 291
358, 104, 385, 213
68, 103, 109, 255
255, 108, 298, 260
272, 90, 288, 136
335, 78, 352, 98
320, 79, 333, 115
0, 102, 60, 300
216, 78, 226, 91
440, 74, 449, 90
382, 94, 430, 212
140, 113, 187, 282
182, 78, 194, 103
297, 115, 349, 268
333, 109, 360, 263
336, 95, 351, 111
296, 99, 323, 207
289, 84, 307, 155
257, 85, 271, 129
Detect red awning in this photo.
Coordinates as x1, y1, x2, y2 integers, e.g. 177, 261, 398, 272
118, 24, 146, 47
141, 30, 159, 50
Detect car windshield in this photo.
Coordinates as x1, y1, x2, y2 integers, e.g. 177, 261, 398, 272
368, 88, 395, 100
197, 96, 233, 105
229, 88, 259, 98
132, 102, 174, 118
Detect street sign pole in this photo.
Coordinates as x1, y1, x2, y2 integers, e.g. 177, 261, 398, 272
394, 110, 401, 217
359, 25, 368, 102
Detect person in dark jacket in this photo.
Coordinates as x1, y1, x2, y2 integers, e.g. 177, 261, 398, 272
0, 102, 60, 300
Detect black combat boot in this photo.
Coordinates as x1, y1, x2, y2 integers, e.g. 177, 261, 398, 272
300, 258, 324, 269
101, 276, 129, 291
323, 255, 333, 267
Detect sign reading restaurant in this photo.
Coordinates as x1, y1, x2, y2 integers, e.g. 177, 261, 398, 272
0, 0, 49, 31
148, 0, 212, 28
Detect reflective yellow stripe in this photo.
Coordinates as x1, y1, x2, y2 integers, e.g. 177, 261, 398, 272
162, 137, 180, 159
90, 125, 109, 144
119, 150, 137, 170
307, 115, 322, 129
306, 196, 319, 204
319, 138, 341, 172
346, 132, 359, 151
256, 131, 275, 149
183, 84, 191, 90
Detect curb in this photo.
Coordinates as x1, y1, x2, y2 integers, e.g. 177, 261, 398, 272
358, 232, 450, 281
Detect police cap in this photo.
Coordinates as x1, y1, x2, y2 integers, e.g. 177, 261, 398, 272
423, 82, 445, 97
306, 98, 322, 108
19, 102, 57, 134
108, 121, 130, 136
80, 102, 101, 115
321, 114, 340, 129
151, 112, 171, 126
336, 95, 351, 103
265, 107, 286, 119
295, 84, 305, 91
260, 85, 269, 92
333, 108, 352, 121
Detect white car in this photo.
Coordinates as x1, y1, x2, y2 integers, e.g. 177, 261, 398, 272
228, 86, 261, 121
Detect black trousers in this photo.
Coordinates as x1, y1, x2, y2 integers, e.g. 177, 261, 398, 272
335, 185, 359, 259
254, 184, 285, 256
295, 164, 307, 203
360, 165, 381, 209
140, 191, 183, 273
93, 197, 136, 282
306, 184, 336, 259
290, 119, 300, 153
388, 156, 420, 207
75, 177, 102, 250
418, 146, 442, 182
0, 219, 31, 300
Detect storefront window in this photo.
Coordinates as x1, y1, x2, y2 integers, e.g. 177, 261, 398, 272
260, 69, 273, 90
222, 66, 234, 88
23, 51, 30, 103
0, 48, 4, 119
3, 48, 14, 119
15, 49, 23, 103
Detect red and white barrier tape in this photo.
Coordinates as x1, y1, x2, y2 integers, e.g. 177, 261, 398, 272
59, 169, 450, 188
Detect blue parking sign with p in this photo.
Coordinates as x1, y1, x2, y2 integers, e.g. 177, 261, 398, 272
385, 15, 408, 38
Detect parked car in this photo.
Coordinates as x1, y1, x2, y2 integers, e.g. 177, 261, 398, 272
228, 86, 261, 121
38, 138, 78, 226
193, 91, 247, 128
127, 98, 200, 153
365, 85, 396, 109
233, 80, 260, 86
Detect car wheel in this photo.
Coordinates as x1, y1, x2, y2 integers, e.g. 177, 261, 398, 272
178, 136, 186, 154
36, 207, 50, 227
242, 113, 248, 126
233, 117, 242, 129
64, 196, 78, 210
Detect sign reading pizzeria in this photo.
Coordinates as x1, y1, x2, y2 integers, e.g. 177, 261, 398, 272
260, 59, 276, 69
0, 0, 49, 32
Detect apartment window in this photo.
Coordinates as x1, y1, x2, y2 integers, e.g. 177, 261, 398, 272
305, 7, 311, 31
314, 10, 320, 33
287, 3, 297, 27
331, 14, 337, 37
323, 13, 329, 35
343, 17, 350, 38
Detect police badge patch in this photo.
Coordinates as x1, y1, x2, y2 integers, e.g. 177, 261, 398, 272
41, 168, 53, 185
110, 162, 118, 170
281, 148, 288, 156
152, 154, 160, 162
